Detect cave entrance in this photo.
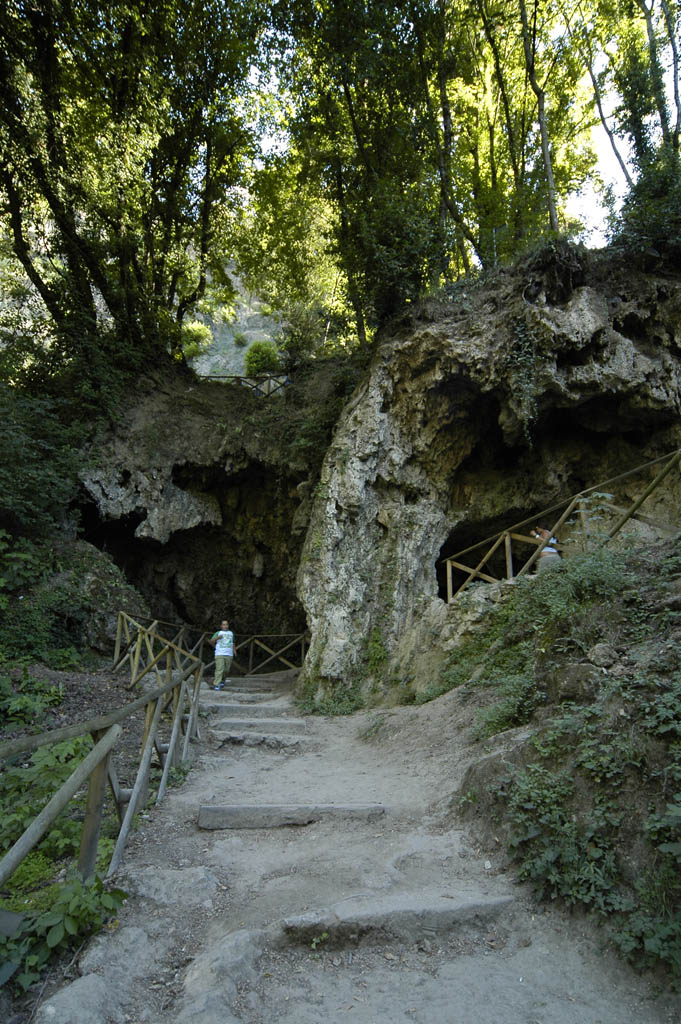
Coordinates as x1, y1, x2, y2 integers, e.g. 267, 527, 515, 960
436, 508, 545, 602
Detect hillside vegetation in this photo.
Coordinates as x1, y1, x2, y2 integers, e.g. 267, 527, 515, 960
439, 537, 681, 983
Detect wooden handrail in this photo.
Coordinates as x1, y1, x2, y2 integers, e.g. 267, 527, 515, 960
0, 726, 123, 888
444, 448, 681, 564
444, 448, 681, 602
0, 621, 205, 887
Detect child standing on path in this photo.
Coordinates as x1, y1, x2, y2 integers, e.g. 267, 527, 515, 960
210, 619, 234, 690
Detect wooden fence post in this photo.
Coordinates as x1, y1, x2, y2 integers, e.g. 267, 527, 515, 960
107, 696, 164, 877
0, 725, 122, 889
504, 532, 513, 579
78, 729, 111, 882
606, 450, 681, 541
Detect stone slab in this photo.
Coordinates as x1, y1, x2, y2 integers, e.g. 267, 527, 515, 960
212, 717, 307, 733
282, 891, 516, 944
197, 803, 386, 830
203, 702, 296, 717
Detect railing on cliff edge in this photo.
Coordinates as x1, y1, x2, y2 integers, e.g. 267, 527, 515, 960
113, 613, 309, 679
198, 373, 289, 396
443, 448, 681, 603
0, 621, 205, 895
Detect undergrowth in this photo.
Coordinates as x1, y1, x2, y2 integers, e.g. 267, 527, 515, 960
0, 669, 126, 992
296, 674, 365, 716
448, 538, 681, 984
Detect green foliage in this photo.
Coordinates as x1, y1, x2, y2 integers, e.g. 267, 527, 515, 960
499, 765, 625, 913
0, 538, 141, 667
0, 874, 126, 991
612, 147, 681, 265
0, 387, 81, 536
0, 738, 93, 856
366, 628, 388, 676
424, 547, 631, 734
310, 931, 328, 950
508, 316, 538, 435
474, 672, 543, 739
297, 675, 365, 717
244, 340, 281, 376
233, 330, 249, 348
181, 320, 213, 361
0, 0, 261, 378
0, 670, 63, 727
454, 535, 681, 983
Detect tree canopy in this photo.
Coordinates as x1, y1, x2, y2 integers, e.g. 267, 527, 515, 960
0, 0, 679, 389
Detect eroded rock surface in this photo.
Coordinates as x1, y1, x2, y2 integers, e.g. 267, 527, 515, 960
298, 254, 681, 696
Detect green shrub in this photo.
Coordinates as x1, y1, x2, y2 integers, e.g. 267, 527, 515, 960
244, 340, 281, 375
0, 874, 126, 991
181, 320, 213, 360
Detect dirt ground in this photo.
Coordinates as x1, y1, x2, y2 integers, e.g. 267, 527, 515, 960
6, 670, 678, 1024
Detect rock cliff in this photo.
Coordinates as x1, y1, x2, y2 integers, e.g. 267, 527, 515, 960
297, 246, 681, 700
79, 246, 681, 695
79, 362, 359, 634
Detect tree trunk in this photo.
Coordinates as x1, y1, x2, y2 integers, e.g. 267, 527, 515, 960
518, 0, 560, 233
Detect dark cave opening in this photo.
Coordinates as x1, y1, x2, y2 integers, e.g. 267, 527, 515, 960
436, 507, 542, 601
77, 469, 309, 635
433, 405, 674, 602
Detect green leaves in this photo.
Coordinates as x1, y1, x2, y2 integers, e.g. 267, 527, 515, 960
0, 875, 127, 992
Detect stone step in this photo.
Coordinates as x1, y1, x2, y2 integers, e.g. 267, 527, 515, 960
282, 891, 516, 946
213, 717, 307, 734
222, 691, 277, 703
216, 732, 312, 752
223, 688, 280, 696
197, 803, 386, 830
224, 679, 289, 693
202, 701, 293, 717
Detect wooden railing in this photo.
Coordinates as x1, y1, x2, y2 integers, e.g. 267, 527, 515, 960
0, 625, 205, 888
115, 613, 309, 677
199, 373, 289, 396
444, 449, 681, 603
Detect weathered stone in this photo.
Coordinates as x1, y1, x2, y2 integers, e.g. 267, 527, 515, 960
587, 643, 618, 668
118, 867, 219, 905
35, 974, 124, 1024
197, 802, 386, 829
550, 663, 602, 703
297, 263, 681, 696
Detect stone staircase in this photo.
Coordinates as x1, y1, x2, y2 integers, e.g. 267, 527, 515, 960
199, 672, 386, 829
31, 671, 678, 1024
204, 673, 310, 751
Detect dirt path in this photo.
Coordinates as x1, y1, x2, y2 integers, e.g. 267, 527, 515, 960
32, 673, 679, 1024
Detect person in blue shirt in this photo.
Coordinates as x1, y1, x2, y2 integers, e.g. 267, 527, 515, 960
210, 619, 234, 689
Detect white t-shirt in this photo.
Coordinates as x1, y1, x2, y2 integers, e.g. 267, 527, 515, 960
213, 630, 234, 656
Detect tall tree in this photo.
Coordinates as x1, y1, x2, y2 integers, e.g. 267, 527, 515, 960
0, 0, 265, 387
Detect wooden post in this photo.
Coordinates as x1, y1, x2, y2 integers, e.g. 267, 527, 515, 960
156, 681, 187, 804
0, 725, 122, 888
107, 697, 164, 877
459, 533, 506, 593
517, 498, 579, 576
249, 639, 254, 674
578, 498, 591, 550
606, 450, 681, 541
78, 730, 111, 882
130, 630, 143, 689
446, 559, 453, 604
183, 669, 202, 758
113, 613, 123, 667
504, 533, 513, 579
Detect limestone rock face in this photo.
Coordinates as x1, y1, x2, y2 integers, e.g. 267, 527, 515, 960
298, 256, 681, 696
79, 363, 355, 635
